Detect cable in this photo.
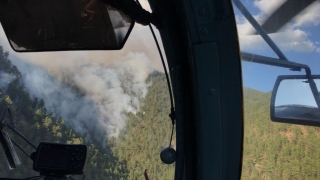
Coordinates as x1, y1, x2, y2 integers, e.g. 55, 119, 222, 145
149, 25, 175, 110
169, 124, 174, 147
149, 24, 176, 124
135, 2, 177, 166
135, 0, 175, 124
135, 0, 176, 150
134, 1, 173, 107
147, 15, 176, 148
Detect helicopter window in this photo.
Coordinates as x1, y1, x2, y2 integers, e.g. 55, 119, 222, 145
0, 0, 175, 179
232, 0, 320, 179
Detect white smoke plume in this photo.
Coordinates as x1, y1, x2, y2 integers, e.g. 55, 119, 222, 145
10, 52, 153, 141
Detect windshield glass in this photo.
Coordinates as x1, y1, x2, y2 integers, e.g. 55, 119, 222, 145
232, 0, 320, 179
0, 1, 174, 179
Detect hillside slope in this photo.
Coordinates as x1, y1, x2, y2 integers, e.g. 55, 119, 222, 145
242, 88, 320, 180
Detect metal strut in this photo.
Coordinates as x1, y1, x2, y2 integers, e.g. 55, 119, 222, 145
233, 0, 314, 78
233, 0, 288, 61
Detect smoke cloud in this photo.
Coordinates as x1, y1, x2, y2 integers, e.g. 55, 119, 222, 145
10, 52, 153, 141
0, 72, 15, 88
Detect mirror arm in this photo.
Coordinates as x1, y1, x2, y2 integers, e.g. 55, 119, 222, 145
302, 65, 312, 77
300, 65, 320, 109
241, 53, 318, 106
309, 79, 320, 110
241, 52, 311, 75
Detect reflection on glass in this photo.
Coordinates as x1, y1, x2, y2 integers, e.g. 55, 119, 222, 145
275, 79, 320, 121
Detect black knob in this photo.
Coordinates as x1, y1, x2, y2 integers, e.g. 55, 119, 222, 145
160, 147, 176, 164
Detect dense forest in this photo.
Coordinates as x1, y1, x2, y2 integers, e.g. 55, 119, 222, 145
242, 88, 320, 180
0, 46, 174, 179
1, 44, 320, 180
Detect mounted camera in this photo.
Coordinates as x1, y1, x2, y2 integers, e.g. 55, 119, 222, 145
32, 142, 87, 176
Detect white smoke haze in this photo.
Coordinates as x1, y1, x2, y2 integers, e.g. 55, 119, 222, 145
0, 72, 16, 88
10, 52, 153, 141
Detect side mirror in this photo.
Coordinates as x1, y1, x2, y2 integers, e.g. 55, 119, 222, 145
271, 75, 320, 126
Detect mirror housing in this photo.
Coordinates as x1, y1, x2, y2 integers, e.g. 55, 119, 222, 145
0, 0, 134, 51
271, 75, 320, 126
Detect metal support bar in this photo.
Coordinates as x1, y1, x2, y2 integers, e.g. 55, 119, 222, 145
6, 124, 37, 150
241, 52, 311, 76
1, 107, 37, 149
309, 79, 320, 110
241, 51, 320, 108
233, 0, 288, 60
0, 107, 15, 128
11, 139, 31, 159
